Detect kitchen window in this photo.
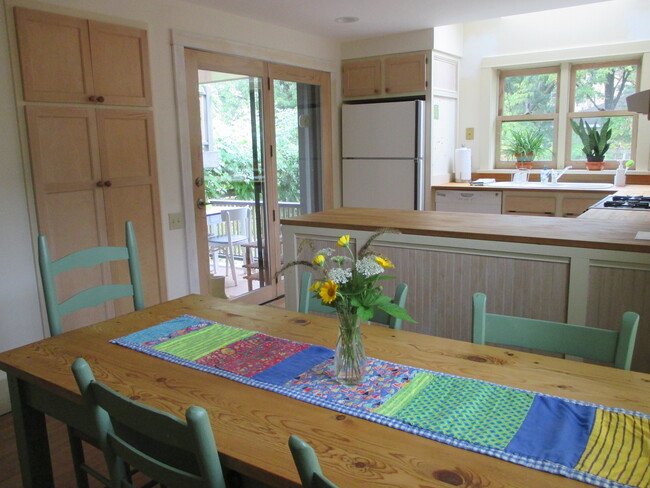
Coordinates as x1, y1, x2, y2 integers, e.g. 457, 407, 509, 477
568, 60, 639, 168
496, 67, 559, 169
495, 59, 640, 169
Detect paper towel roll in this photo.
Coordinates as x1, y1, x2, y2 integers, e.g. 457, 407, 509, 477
455, 147, 472, 182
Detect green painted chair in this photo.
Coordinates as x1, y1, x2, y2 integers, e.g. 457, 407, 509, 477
299, 271, 408, 330
288, 435, 339, 488
472, 292, 639, 370
72, 358, 227, 488
38, 220, 144, 337
39, 221, 144, 487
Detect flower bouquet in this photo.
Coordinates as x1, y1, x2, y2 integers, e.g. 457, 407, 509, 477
282, 229, 414, 385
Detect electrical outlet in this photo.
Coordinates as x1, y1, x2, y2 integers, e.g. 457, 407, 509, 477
466, 128, 474, 140
168, 212, 184, 230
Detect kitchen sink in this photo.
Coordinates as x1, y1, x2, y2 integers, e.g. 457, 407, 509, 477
487, 182, 614, 190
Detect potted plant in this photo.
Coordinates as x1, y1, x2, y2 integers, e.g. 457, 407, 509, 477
569, 118, 612, 170
503, 127, 547, 169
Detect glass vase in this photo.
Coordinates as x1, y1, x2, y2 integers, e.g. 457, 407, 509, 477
334, 309, 367, 385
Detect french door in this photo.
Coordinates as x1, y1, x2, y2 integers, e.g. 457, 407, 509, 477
184, 49, 331, 303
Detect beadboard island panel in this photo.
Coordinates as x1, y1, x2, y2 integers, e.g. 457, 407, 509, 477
283, 208, 650, 372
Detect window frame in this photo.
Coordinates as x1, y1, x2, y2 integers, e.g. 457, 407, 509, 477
495, 66, 560, 169
566, 59, 640, 169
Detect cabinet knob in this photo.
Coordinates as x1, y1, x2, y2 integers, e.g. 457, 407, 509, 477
197, 198, 206, 209
96, 180, 104, 187
89, 95, 105, 103
104, 180, 112, 187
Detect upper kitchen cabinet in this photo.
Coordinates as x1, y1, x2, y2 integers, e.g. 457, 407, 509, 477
342, 52, 427, 100
14, 7, 152, 106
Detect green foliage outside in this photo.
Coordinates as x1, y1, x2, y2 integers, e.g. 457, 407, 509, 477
201, 78, 303, 202
501, 64, 637, 162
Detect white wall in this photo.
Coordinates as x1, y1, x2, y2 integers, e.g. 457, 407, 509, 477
0, 0, 340, 412
458, 0, 650, 172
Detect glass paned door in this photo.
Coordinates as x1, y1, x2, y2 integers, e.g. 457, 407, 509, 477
198, 69, 270, 299
273, 79, 323, 286
185, 49, 331, 304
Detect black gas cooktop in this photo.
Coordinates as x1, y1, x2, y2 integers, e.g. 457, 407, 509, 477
592, 195, 650, 210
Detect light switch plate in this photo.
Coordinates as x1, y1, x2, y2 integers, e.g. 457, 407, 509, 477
168, 212, 184, 230
466, 127, 474, 140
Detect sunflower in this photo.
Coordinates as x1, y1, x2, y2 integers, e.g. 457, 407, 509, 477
375, 256, 394, 268
319, 280, 338, 304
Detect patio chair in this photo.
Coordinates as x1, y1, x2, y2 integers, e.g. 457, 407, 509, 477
472, 292, 639, 370
299, 271, 408, 330
208, 207, 251, 286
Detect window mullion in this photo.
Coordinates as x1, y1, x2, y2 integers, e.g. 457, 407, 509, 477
558, 62, 571, 169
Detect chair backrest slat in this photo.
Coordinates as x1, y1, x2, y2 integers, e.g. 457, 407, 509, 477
299, 272, 408, 329
472, 292, 639, 370
38, 221, 144, 336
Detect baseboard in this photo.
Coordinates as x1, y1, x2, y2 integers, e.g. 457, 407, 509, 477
0, 372, 10, 414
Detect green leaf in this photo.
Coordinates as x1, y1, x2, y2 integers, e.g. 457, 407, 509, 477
357, 305, 374, 322
378, 302, 416, 322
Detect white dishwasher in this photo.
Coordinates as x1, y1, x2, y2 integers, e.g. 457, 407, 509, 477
434, 190, 502, 214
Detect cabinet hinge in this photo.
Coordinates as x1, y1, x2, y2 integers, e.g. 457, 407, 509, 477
270, 144, 273, 158
272, 209, 276, 221
267, 78, 271, 90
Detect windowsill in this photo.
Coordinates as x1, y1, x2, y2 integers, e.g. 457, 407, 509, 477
478, 169, 650, 175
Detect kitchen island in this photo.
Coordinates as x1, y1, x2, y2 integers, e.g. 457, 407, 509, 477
281, 207, 650, 372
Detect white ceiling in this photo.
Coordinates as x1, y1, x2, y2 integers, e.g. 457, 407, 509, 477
181, 0, 610, 42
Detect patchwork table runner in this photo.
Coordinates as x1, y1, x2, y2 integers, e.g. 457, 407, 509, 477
112, 315, 650, 488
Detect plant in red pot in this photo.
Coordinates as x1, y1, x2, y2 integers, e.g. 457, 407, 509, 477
570, 118, 612, 170
503, 127, 547, 169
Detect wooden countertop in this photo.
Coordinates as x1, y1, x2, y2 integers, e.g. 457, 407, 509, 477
282, 207, 650, 253
432, 183, 650, 194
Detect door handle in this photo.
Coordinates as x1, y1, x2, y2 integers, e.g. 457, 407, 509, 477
197, 198, 206, 209
195, 176, 204, 187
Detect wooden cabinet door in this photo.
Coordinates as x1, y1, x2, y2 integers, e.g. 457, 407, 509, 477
26, 106, 166, 332
15, 7, 151, 106
25, 106, 112, 332
96, 109, 166, 312
561, 194, 608, 217
384, 52, 427, 95
503, 193, 556, 216
15, 7, 94, 104
342, 58, 381, 98
88, 21, 151, 106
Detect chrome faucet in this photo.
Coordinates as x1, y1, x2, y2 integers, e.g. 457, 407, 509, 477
550, 166, 572, 184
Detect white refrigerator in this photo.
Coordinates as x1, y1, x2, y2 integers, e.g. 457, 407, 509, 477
342, 100, 425, 210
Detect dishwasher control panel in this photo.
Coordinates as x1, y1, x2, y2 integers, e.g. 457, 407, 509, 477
434, 190, 502, 214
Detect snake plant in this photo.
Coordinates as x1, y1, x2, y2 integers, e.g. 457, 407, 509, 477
570, 118, 612, 161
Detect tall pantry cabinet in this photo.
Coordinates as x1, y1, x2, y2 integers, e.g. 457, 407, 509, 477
14, 7, 166, 332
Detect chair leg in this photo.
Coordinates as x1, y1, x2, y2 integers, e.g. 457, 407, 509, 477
67, 427, 91, 488
228, 251, 237, 286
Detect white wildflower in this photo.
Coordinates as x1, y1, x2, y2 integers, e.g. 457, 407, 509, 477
328, 267, 352, 284
356, 256, 384, 277
316, 248, 335, 256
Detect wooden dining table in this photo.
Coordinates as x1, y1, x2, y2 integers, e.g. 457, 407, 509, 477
1, 294, 648, 488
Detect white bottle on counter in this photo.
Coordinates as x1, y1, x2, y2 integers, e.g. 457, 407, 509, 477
614, 160, 626, 187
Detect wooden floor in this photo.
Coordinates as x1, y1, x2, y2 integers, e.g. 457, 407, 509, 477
0, 412, 109, 487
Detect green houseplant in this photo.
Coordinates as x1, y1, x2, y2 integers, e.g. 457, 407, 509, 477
503, 127, 547, 169
569, 118, 612, 170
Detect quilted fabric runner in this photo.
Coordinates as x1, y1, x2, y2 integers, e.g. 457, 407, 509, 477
112, 315, 650, 488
